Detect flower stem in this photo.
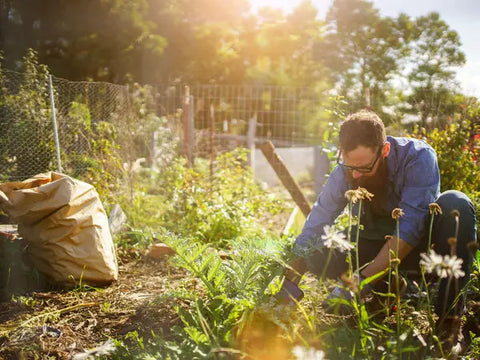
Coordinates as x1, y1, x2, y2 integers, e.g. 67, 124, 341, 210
427, 214, 435, 254
355, 200, 363, 287
321, 248, 333, 281
347, 201, 353, 278
440, 276, 453, 321
395, 220, 401, 337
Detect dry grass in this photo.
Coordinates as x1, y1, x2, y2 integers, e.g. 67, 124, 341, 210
0, 253, 186, 359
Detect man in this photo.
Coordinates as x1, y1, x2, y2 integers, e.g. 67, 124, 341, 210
278, 110, 477, 324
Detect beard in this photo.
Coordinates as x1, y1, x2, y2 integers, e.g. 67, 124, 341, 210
346, 158, 388, 215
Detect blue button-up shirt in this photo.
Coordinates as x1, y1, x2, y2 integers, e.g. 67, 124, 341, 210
293, 136, 440, 258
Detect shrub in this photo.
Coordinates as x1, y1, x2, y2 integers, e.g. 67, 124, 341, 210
410, 119, 480, 221
0, 49, 56, 180
118, 149, 286, 247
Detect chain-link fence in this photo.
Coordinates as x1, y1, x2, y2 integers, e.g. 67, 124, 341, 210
1, 70, 131, 182
3, 68, 478, 205
1, 70, 331, 190
1, 70, 164, 189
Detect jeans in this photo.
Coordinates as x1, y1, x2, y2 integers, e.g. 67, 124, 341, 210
305, 190, 477, 317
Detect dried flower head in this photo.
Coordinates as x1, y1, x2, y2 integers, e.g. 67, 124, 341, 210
451, 210, 460, 218
340, 272, 358, 292
429, 203, 442, 215
357, 187, 374, 201
447, 237, 457, 247
345, 187, 374, 203
419, 250, 465, 279
391, 208, 405, 220
345, 190, 360, 204
448, 237, 458, 256
467, 241, 480, 254
321, 225, 354, 253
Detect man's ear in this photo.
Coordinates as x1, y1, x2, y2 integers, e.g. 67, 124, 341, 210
382, 141, 391, 158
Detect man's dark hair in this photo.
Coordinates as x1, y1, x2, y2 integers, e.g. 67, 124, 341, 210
339, 110, 386, 152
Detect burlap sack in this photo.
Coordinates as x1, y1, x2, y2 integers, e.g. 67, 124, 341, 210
0, 172, 118, 285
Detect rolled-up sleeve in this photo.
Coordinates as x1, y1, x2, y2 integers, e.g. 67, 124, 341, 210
394, 148, 440, 247
293, 165, 349, 258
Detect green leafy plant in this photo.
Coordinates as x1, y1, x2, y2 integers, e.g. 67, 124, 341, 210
410, 119, 480, 219
119, 149, 285, 247
0, 49, 55, 179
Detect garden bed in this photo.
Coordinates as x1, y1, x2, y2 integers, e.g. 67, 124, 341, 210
0, 253, 186, 359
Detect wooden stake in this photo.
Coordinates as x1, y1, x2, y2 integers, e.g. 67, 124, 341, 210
260, 141, 311, 218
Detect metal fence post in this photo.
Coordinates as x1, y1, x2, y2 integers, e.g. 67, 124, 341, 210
314, 146, 329, 195
48, 75, 62, 173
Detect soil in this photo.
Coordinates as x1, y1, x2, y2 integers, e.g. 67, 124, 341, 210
0, 251, 187, 359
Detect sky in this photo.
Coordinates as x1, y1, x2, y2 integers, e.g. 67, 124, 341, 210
249, 0, 480, 97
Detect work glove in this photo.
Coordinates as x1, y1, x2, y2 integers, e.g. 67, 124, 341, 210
323, 274, 374, 314
326, 285, 354, 302
275, 278, 304, 305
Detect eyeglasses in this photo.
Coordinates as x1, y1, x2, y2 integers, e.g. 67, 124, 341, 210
337, 145, 384, 173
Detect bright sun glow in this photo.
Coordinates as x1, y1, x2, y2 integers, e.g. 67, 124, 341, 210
249, 0, 298, 14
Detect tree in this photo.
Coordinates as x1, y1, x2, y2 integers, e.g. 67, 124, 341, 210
0, 0, 255, 84
238, 1, 332, 142
243, 1, 326, 87
146, 0, 250, 83
0, 0, 167, 83
316, 0, 412, 122
406, 12, 466, 128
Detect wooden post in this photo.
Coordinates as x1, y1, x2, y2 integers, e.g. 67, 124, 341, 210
209, 103, 215, 178
189, 94, 195, 163
183, 86, 194, 167
247, 113, 257, 171
150, 130, 158, 170
183, 86, 191, 166
260, 141, 311, 218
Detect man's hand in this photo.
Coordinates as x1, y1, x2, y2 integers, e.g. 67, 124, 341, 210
361, 236, 413, 280
323, 274, 374, 313
327, 285, 354, 302
275, 278, 304, 304
283, 257, 307, 284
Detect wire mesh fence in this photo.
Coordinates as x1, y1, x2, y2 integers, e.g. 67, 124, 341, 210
0, 70, 331, 198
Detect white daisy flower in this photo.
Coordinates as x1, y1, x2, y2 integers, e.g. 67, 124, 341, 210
292, 345, 326, 360
321, 225, 354, 253
419, 250, 465, 279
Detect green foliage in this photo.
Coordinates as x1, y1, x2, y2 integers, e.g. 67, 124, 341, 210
59, 100, 123, 199
106, 235, 289, 359
410, 119, 480, 217
406, 12, 466, 127
0, 50, 124, 197
0, 49, 56, 179
1, 0, 473, 136
156, 235, 288, 359
318, 0, 411, 121
119, 149, 285, 246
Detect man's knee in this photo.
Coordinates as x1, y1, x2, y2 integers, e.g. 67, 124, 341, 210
436, 190, 475, 217
433, 190, 477, 250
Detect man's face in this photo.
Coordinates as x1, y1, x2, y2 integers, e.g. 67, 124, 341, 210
341, 145, 386, 187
